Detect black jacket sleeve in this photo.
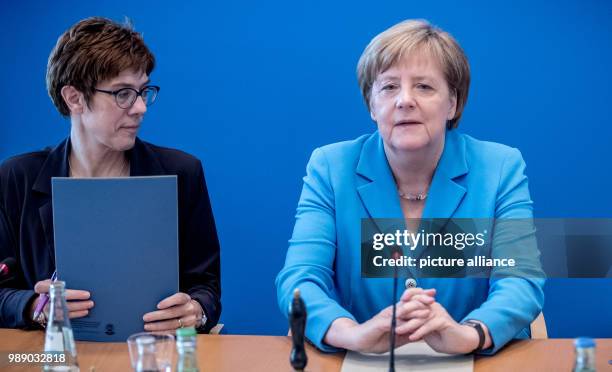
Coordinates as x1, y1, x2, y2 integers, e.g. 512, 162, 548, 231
179, 160, 221, 333
0, 184, 37, 328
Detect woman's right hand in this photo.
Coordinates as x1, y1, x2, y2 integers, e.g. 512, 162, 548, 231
30, 279, 94, 321
323, 288, 435, 353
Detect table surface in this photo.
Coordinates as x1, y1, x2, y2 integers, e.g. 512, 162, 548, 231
0, 329, 610, 371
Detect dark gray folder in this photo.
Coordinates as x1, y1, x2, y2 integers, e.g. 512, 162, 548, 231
52, 176, 179, 341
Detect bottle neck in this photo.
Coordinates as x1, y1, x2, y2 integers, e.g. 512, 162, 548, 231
47, 282, 69, 324
49, 284, 65, 299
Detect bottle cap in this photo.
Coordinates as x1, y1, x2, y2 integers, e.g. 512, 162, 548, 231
176, 326, 197, 338
574, 337, 596, 348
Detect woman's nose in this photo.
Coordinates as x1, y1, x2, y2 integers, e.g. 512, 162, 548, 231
396, 88, 416, 110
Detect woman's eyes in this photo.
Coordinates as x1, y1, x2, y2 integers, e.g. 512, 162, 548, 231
380, 83, 434, 92
416, 83, 433, 90
381, 84, 398, 91
117, 90, 132, 100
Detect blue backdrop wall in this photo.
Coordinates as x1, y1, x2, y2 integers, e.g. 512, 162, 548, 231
1, 0, 611, 337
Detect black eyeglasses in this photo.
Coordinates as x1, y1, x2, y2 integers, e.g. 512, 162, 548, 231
94, 85, 160, 109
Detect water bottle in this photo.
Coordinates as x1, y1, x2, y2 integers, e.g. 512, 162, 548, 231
176, 327, 199, 372
43, 281, 79, 372
135, 336, 161, 372
573, 337, 596, 372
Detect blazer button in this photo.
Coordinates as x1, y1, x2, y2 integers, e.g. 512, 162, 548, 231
405, 278, 417, 289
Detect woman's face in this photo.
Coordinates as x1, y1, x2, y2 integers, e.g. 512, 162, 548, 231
369, 50, 456, 154
79, 69, 149, 152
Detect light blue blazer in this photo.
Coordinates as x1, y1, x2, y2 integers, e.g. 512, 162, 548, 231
276, 130, 545, 354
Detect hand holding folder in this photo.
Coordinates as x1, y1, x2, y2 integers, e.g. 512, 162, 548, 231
30, 271, 94, 324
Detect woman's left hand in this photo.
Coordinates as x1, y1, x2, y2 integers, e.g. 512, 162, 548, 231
143, 292, 203, 332
406, 301, 490, 354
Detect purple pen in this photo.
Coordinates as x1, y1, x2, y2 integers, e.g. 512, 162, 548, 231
33, 271, 57, 321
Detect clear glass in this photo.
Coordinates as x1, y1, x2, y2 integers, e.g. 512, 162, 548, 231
127, 332, 175, 372
176, 332, 199, 372
573, 346, 596, 372
43, 281, 79, 372
135, 336, 160, 372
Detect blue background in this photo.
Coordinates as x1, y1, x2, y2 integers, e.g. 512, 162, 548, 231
1, 0, 611, 338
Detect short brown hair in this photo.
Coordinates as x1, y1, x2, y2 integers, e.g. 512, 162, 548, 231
357, 19, 470, 129
46, 17, 155, 117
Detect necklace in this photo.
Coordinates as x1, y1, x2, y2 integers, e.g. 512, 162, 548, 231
68, 155, 130, 177
398, 191, 427, 201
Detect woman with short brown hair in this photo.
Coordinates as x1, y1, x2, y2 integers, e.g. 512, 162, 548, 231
0, 17, 221, 333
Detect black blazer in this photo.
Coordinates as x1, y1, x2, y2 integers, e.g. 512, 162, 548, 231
0, 137, 221, 332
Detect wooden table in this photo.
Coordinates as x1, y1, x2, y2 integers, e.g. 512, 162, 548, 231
0, 329, 610, 371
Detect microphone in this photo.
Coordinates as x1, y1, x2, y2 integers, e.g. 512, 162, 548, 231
289, 288, 308, 372
0, 257, 17, 284
388, 249, 401, 372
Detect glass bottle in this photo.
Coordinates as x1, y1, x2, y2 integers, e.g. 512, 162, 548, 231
176, 327, 199, 372
573, 337, 596, 372
135, 336, 161, 372
43, 281, 79, 372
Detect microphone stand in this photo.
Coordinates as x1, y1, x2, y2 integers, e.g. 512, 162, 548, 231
389, 249, 400, 372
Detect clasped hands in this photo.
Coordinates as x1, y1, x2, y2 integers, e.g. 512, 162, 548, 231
325, 287, 490, 354
31, 279, 203, 332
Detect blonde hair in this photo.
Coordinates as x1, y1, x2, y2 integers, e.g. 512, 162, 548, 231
357, 19, 470, 129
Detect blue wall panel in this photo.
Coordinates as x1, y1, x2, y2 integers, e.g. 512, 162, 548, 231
1, 0, 610, 337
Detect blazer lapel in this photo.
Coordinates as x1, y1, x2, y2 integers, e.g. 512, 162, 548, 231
32, 138, 71, 261
414, 131, 469, 267
356, 133, 404, 233
38, 203, 54, 264
355, 130, 469, 238
128, 138, 165, 176
422, 130, 468, 220
356, 131, 469, 221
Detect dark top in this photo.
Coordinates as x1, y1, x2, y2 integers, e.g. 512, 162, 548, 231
0, 137, 221, 332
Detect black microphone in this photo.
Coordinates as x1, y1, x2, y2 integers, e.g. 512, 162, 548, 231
0, 257, 17, 284
289, 288, 308, 372
388, 248, 401, 372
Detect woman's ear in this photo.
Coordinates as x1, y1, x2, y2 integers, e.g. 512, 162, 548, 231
447, 89, 457, 121
60, 85, 85, 115
369, 95, 377, 122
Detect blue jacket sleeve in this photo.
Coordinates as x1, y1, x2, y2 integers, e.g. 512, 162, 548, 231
275, 148, 355, 352
462, 148, 545, 354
